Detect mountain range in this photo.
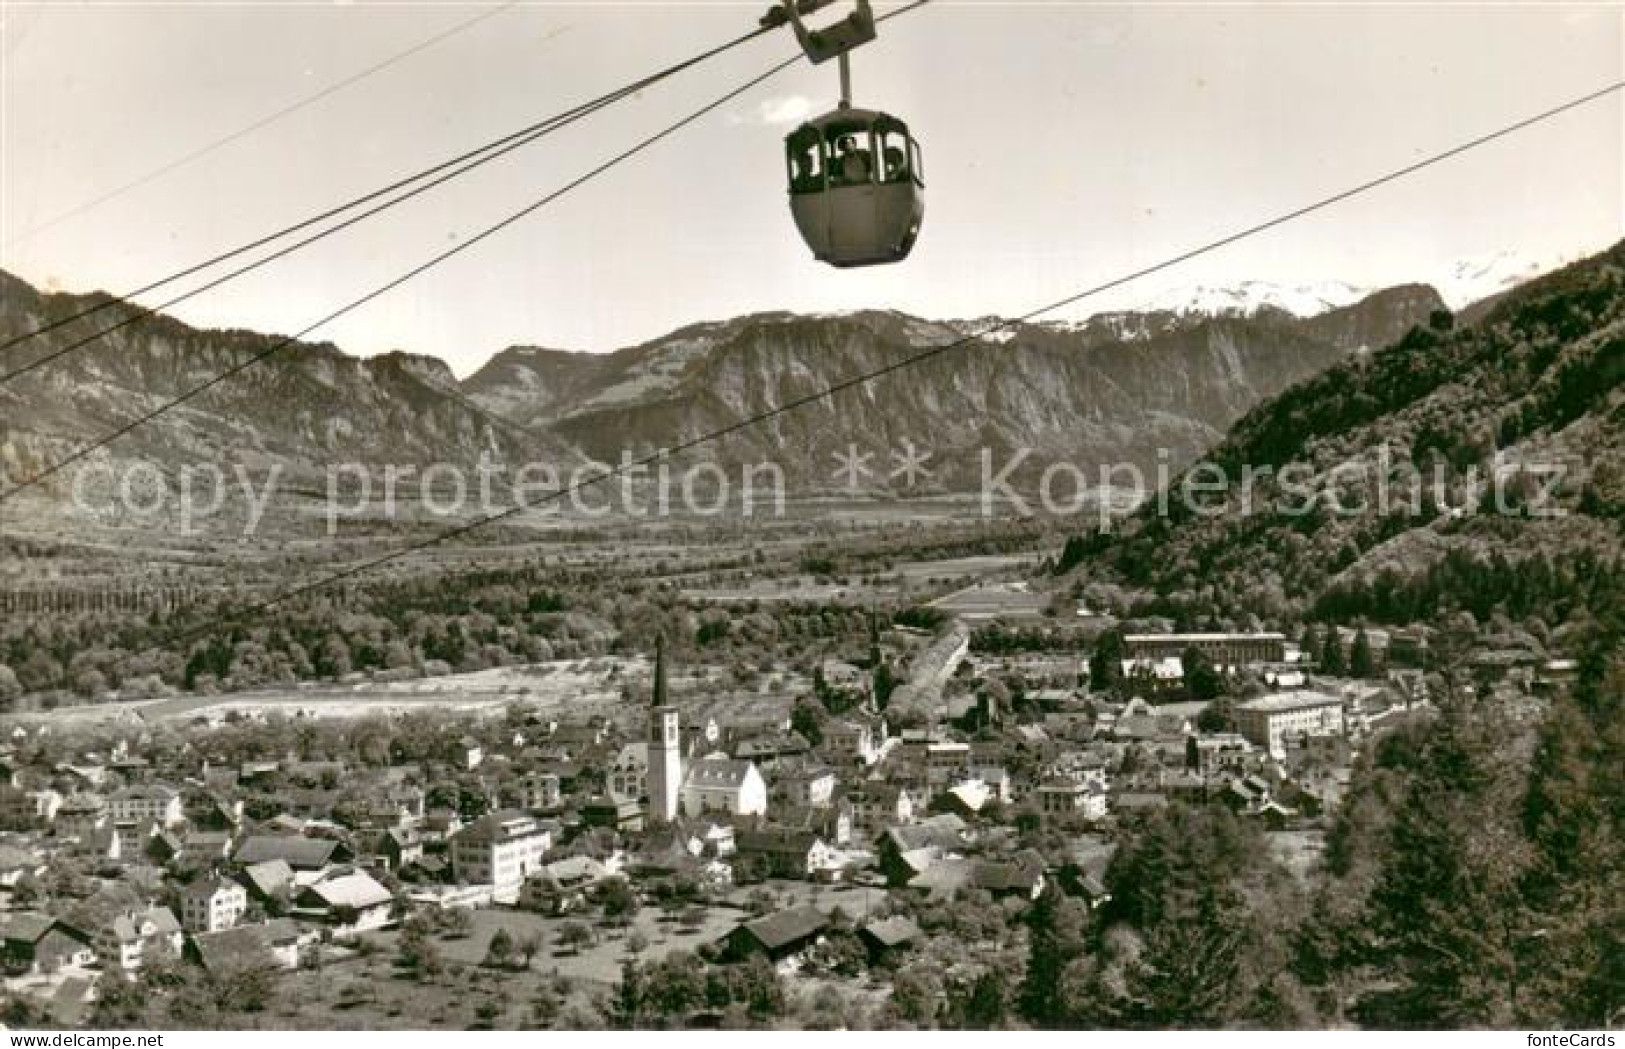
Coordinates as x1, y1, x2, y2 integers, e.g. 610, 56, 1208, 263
0, 265, 1467, 505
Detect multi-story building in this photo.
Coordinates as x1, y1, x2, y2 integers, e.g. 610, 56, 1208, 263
93, 907, 183, 972
1123, 632, 1287, 666
516, 772, 562, 812
108, 785, 183, 828
181, 878, 248, 933
1036, 779, 1108, 819
450, 812, 553, 903
1235, 691, 1345, 759
609, 743, 649, 803
824, 719, 882, 766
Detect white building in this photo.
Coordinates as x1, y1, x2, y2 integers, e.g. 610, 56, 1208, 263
1235, 691, 1345, 759
682, 758, 768, 818
108, 785, 183, 828
181, 878, 248, 933
450, 812, 553, 904
94, 907, 183, 972
609, 743, 649, 803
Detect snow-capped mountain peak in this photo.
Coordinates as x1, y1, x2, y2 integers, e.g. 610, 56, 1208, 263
1433, 250, 1572, 311
1128, 279, 1372, 320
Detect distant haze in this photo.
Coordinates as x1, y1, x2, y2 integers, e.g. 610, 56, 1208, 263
1, 2, 1619, 375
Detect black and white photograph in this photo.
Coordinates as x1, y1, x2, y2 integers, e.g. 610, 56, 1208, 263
0, 0, 1620, 1037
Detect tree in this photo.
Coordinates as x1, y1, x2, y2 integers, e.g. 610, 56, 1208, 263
1020, 884, 1089, 1027
1320, 627, 1347, 676
1362, 705, 1533, 1027
517, 931, 546, 969
558, 921, 594, 954
1181, 646, 1223, 701
0, 664, 20, 705
485, 927, 515, 969
1350, 628, 1376, 678
442, 906, 473, 939
1089, 629, 1125, 694
600, 877, 640, 924
790, 699, 824, 747
947, 968, 1007, 1029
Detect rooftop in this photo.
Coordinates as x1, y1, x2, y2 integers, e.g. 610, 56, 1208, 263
1237, 691, 1343, 713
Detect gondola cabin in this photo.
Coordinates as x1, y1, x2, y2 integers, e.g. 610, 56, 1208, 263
785, 108, 924, 268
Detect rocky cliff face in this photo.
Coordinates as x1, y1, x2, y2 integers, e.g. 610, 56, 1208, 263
0, 267, 1447, 502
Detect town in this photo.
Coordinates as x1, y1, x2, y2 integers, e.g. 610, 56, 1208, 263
0, 602, 1576, 1030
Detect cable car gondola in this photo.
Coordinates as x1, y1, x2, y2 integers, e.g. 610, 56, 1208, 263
765, 0, 924, 268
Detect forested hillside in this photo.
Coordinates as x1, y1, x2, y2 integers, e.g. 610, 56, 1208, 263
1061, 239, 1624, 634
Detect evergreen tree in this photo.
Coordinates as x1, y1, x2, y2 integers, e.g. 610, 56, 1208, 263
1181, 646, 1223, 700
1089, 629, 1125, 694
1321, 628, 1347, 676
1020, 885, 1089, 1027
1350, 628, 1376, 678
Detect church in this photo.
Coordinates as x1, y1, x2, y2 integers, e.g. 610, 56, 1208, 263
645, 638, 768, 823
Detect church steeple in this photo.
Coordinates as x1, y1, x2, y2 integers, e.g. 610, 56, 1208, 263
653, 634, 668, 708
648, 635, 682, 823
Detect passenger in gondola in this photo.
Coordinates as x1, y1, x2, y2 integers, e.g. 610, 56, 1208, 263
791, 145, 819, 192
883, 145, 908, 183
835, 135, 872, 184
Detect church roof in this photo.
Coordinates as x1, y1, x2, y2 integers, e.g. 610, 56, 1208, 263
685, 758, 757, 789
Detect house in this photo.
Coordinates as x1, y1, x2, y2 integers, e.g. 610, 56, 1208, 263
108, 785, 184, 828
92, 906, 183, 972
734, 829, 838, 880
777, 765, 838, 809
857, 916, 921, 963
974, 850, 1047, 900
720, 905, 830, 962
360, 826, 423, 872
0, 786, 58, 828
1120, 656, 1185, 698
293, 868, 394, 932
847, 781, 915, 831
823, 719, 881, 766
239, 859, 295, 905
1036, 778, 1107, 820
182, 878, 248, 933
518, 856, 608, 915
53, 794, 108, 838
457, 736, 484, 771
0, 914, 96, 976
875, 818, 968, 885
923, 741, 972, 781
608, 743, 649, 802
449, 811, 552, 903
578, 795, 644, 831
968, 766, 1014, 804
1189, 733, 1256, 774
1057, 836, 1117, 908
190, 918, 304, 974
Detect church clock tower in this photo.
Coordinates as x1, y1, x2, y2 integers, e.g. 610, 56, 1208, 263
647, 636, 683, 823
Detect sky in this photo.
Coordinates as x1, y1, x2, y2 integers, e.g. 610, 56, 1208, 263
1, 1, 1620, 377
